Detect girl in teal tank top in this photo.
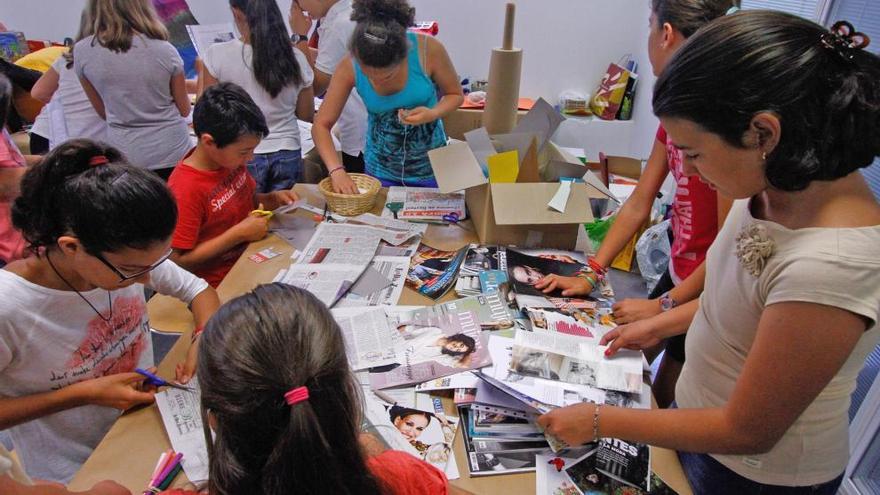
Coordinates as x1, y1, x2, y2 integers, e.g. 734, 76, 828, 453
311, 0, 464, 194
353, 32, 446, 187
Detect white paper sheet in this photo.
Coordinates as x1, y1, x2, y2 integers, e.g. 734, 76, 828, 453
332, 307, 400, 370
155, 378, 209, 484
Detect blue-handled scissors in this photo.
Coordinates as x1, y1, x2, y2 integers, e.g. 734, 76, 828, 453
135, 368, 194, 392
442, 212, 461, 224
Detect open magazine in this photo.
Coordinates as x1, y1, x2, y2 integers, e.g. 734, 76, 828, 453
369, 310, 491, 389
511, 330, 644, 394
398, 292, 517, 331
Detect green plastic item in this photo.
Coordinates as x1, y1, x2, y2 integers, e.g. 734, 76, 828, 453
584, 216, 615, 252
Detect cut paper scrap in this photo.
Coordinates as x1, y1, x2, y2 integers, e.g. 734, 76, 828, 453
547, 180, 573, 213
487, 150, 520, 183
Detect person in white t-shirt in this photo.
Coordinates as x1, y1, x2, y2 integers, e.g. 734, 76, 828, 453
290, 0, 368, 173
538, 12, 880, 495
0, 140, 220, 483
199, 0, 314, 193
30, 4, 108, 151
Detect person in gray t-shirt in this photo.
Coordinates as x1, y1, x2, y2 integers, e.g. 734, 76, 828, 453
74, 0, 191, 175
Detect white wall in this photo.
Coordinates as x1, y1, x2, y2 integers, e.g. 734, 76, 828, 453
2, 0, 657, 158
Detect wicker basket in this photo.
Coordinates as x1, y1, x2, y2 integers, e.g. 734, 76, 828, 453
318, 173, 381, 216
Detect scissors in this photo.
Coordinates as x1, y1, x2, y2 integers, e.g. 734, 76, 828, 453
385, 202, 404, 219
135, 368, 195, 392
250, 209, 274, 219
442, 212, 461, 224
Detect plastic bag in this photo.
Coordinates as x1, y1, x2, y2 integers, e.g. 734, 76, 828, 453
635, 220, 671, 293
584, 216, 615, 253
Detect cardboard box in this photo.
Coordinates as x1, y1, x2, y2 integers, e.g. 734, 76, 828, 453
429, 99, 618, 250
442, 107, 526, 140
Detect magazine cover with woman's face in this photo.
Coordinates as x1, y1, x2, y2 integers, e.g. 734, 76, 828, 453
364, 398, 459, 475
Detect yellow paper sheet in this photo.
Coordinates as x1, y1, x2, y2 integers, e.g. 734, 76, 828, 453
487, 150, 520, 183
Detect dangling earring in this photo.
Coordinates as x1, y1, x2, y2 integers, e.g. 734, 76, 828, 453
762, 152, 767, 161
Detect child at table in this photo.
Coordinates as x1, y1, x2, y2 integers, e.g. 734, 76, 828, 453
0, 140, 220, 483
312, 0, 463, 193
199, 0, 314, 193
161, 283, 458, 495
168, 83, 298, 288
539, 11, 880, 494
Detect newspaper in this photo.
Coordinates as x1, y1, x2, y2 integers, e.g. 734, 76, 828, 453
331, 307, 401, 370
155, 378, 209, 484
185, 23, 235, 58
296, 223, 383, 265
335, 256, 409, 307
512, 331, 643, 394
382, 187, 466, 221
274, 263, 366, 308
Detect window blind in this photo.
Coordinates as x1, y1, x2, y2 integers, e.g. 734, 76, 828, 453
741, 0, 821, 19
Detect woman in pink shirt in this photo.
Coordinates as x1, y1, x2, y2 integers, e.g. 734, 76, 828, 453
0, 74, 39, 266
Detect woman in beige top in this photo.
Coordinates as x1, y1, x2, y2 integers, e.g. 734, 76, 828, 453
539, 11, 880, 494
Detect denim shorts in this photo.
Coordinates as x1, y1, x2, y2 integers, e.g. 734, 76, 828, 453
247, 149, 303, 193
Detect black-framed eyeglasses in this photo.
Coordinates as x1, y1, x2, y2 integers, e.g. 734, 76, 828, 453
93, 248, 174, 282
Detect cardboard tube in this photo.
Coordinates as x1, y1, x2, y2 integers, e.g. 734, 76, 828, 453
483, 48, 522, 135
483, 3, 522, 135
502, 3, 516, 50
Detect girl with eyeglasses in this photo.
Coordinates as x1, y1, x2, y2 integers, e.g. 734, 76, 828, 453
0, 139, 219, 483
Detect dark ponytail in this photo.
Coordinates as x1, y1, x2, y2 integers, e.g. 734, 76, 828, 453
229, 0, 303, 98
350, 0, 415, 68
11, 139, 177, 255
651, 0, 739, 38
198, 283, 384, 495
653, 11, 880, 191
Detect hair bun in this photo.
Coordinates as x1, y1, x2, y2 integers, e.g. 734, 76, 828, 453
351, 0, 415, 28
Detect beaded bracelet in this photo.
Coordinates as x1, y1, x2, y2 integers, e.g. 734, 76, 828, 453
592, 404, 602, 442
577, 272, 597, 288
587, 257, 607, 279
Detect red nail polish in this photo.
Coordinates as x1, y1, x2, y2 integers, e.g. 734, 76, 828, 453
604, 349, 612, 357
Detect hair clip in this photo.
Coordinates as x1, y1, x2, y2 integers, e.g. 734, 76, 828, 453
725, 6, 739, 15
363, 30, 388, 44
821, 21, 871, 61
89, 155, 110, 167
284, 386, 309, 406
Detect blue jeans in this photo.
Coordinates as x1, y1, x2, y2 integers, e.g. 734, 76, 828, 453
247, 149, 303, 193
670, 404, 844, 495
678, 451, 844, 495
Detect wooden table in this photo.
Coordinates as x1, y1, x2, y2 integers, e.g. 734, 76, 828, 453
69, 185, 692, 495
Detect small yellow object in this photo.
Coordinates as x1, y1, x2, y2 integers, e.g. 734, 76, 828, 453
250, 209, 274, 218
487, 150, 520, 183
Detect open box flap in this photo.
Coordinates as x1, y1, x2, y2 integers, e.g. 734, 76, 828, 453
491, 183, 594, 225
428, 141, 488, 193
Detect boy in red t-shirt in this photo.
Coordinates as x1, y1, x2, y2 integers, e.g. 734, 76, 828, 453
168, 83, 298, 287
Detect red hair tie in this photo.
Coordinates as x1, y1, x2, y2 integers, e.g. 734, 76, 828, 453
284, 386, 309, 406
89, 155, 110, 167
